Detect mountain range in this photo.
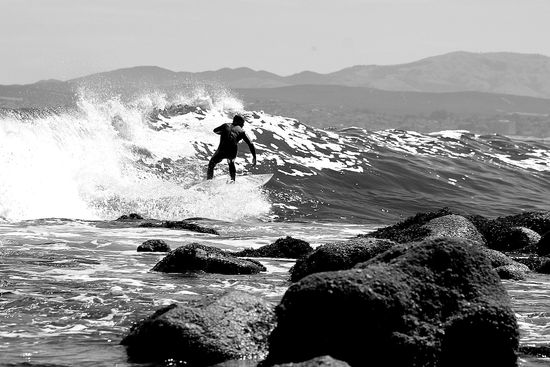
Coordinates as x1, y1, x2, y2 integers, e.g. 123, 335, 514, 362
69, 51, 550, 98
1, 51, 550, 130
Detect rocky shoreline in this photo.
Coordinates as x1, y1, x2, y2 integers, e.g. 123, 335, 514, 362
119, 208, 550, 366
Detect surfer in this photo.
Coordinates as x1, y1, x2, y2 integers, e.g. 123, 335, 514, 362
207, 115, 257, 181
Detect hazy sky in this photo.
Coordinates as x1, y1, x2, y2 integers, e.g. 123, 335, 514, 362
1, 0, 549, 84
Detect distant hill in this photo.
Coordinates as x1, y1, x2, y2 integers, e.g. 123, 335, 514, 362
65, 51, 550, 99
1, 51, 550, 117
0, 79, 74, 108
317, 52, 550, 98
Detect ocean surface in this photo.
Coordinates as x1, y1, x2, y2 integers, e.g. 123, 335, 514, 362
0, 88, 549, 366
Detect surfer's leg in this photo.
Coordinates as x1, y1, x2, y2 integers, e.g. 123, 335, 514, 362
228, 159, 236, 181
207, 153, 223, 180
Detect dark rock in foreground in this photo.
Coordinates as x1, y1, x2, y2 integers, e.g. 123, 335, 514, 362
289, 237, 396, 282
235, 237, 313, 259
152, 243, 266, 274
264, 238, 518, 367
140, 220, 219, 235
121, 291, 275, 365
137, 239, 171, 252
116, 213, 144, 221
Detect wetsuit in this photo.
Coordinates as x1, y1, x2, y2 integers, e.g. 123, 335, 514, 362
207, 123, 256, 181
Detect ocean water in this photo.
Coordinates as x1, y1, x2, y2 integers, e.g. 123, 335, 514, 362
0, 88, 549, 366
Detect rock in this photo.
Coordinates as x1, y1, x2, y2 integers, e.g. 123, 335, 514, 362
271, 356, 351, 367
508, 227, 541, 252
535, 258, 550, 274
212, 356, 350, 367
152, 243, 266, 274
209, 360, 259, 367
289, 237, 396, 282
468, 211, 550, 252
116, 213, 144, 221
140, 220, 219, 235
508, 255, 545, 271
536, 231, 550, 256
361, 207, 456, 243
137, 239, 171, 252
495, 264, 528, 280
423, 214, 486, 244
439, 303, 520, 367
121, 291, 276, 365
479, 247, 517, 268
477, 248, 529, 280
264, 238, 518, 367
234, 237, 313, 259
363, 209, 485, 245
518, 344, 550, 358
501, 211, 550, 234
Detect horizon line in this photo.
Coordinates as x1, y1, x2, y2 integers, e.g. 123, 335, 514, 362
4, 50, 550, 87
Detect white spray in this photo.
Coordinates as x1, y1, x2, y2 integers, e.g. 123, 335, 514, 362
0, 88, 271, 222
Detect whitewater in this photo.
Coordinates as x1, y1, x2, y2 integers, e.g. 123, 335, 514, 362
0, 88, 549, 366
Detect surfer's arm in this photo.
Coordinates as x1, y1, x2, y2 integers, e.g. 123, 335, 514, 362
213, 124, 225, 135
243, 133, 257, 166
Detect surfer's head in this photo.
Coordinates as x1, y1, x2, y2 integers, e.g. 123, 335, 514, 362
232, 115, 245, 127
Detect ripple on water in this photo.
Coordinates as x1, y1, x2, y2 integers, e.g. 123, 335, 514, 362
1, 220, 549, 366
503, 274, 550, 366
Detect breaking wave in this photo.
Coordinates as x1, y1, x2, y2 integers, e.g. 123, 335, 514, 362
1, 87, 549, 223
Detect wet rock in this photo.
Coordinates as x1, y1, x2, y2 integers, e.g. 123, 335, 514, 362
439, 303, 520, 367
476, 248, 529, 280
468, 211, 550, 252
495, 264, 528, 280
271, 356, 351, 367
502, 211, 550, 234
139, 220, 219, 235
234, 237, 313, 259
480, 248, 528, 268
209, 360, 259, 367
508, 227, 541, 253
360, 207, 455, 243
363, 209, 485, 245
116, 213, 144, 221
152, 243, 266, 274
519, 344, 550, 358
211, 356, 350, 367
121, 291, 276, 365
508, 255, 543, 271
536, 231, 550, 256
289, 237, 396, 282
535, 258, 550, 274
466, 214, 512, 251
264, 238, 518, 367
137, 239, 171, 252
423, 214, 486, 244
479, 247, 516, 267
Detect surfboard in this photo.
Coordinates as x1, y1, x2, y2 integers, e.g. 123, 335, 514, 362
190, 173, 274, 191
